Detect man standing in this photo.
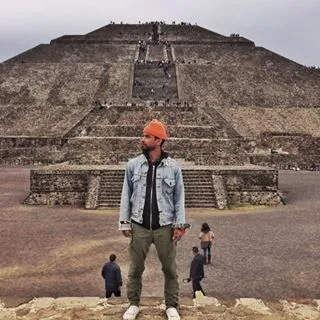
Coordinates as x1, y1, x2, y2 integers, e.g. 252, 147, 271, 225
188, 246, 205, 298
101, 254, 123, 298
119, 119, 188, 320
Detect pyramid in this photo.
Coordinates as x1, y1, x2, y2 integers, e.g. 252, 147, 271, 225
1, 21, 319, 208
1, 22, 319, 168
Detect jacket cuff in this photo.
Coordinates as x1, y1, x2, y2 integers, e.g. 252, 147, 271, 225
173, 223, 191, 229
119, 221, 131, 231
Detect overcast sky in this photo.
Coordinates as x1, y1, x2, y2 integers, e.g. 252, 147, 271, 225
1, 0, 319, 66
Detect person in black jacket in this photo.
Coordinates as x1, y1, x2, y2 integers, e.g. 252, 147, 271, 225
188, 246, 205, 298
101, 254, 123, 298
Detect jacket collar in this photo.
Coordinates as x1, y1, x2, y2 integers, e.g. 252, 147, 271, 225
140, 150, 170, 167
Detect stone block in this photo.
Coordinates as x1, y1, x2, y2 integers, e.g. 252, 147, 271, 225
0, 308, 16, 320
55, 297, 100, 309
236, 298, 272, 315
30, 297, 55, 310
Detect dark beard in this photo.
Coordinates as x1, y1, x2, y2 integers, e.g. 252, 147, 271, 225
140, 143, 156, 152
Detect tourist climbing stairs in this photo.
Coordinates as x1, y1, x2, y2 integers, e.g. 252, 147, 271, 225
132, 63, 178, 101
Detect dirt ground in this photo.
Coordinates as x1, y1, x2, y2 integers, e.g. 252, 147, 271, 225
0, 168, 319, 304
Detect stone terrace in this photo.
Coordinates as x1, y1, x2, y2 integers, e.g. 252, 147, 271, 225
62, 137, 248, 165
161, 24, 229, 42
176, 44, 320, 107
60, 105, 246, 165
85, 23, 152, 40
0, 62, 131, 106
0, 105, 91, 136
66, 105, 240, 139
5, 43, 136, 63
215, 106, 320, 138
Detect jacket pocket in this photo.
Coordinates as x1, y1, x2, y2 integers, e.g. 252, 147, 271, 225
130, 174, 142, 203
131, 174, 141, 183
163, 177, 175, 194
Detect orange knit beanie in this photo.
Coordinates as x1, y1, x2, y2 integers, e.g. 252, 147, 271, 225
143, 119, 168, 140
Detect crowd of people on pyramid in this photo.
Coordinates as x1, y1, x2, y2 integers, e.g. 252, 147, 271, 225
109, 20, 197, 26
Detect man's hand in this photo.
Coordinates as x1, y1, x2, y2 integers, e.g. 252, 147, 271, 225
122, 230, 133, 237
172, 228, 185, 241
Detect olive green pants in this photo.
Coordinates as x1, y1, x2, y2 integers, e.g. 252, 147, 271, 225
127, 223, 179, 308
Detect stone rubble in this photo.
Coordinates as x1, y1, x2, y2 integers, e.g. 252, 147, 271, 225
1, 296, 319, 320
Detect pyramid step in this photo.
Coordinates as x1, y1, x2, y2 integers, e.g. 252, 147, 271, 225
185, 190, 214, 194
101, 175, 124, 178
100, 191, 122, 195
186, 194, 215, 198
185, 204, 215, 208
98, 205, 120, 208
100, 185, 123, 189
186, 199, 215, 202
99, 197, 120, 200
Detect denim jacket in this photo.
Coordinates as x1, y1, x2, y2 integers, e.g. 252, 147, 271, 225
119, 154, 186, 230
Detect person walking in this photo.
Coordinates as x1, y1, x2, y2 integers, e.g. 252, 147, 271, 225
199, 222, 214, 264
187, 246, 205, 298
119, 119, 188, 320
101, 254, 123, 298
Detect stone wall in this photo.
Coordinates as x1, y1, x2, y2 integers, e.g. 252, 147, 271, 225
161, 24, 229, 41
215, 106, 320, 138
0, 63, 131, 106
0, 137, 63, 148
85, 24, 152, 40
0, 105, 91, 137
0, 137, 65, 165
62, 137, 249, 165
25, 169, 89, 206
24, 165, 280, 208
5, 43, 136, 63
88, 125, 237, 139
178, 46, 320, 107
217, 167, 279, 205
250, 154, 320, 170
248, 133, 320, 169
0, 147, 65, 166
258, 133, 320, 155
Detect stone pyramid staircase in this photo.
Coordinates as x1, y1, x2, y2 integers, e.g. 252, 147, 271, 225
98, 167, 216, 208
183, 170, 216, 208
98, 170, 124, 208
132, 63, 178, 101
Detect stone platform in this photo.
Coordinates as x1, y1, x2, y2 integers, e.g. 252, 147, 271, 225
24, 164, 281, 209
1, 296, 319, 320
